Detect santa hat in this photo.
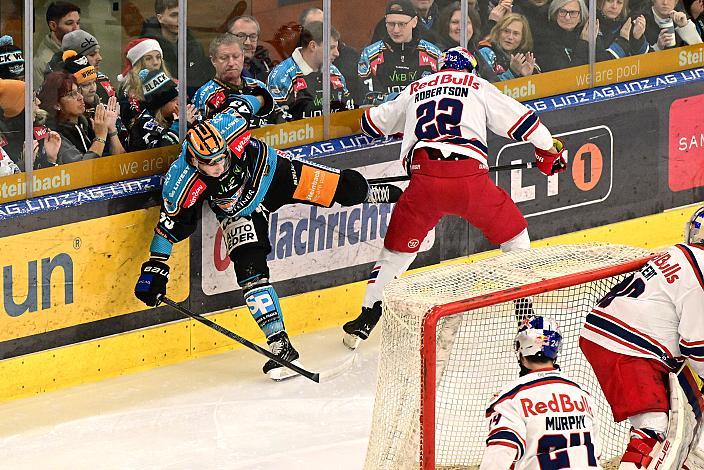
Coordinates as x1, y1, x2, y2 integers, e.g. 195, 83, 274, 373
0, 35, 24, 80
118, 38, 163, 82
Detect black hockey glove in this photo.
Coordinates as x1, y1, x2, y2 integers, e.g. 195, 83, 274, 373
134, 259, 170, 307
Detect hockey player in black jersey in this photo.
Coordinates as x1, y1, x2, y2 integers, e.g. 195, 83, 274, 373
134, 98, 401, 380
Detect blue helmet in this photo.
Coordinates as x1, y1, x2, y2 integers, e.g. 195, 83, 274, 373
515, 316, 563, 360
685, 206, 704, 244
438, 46, 478, 74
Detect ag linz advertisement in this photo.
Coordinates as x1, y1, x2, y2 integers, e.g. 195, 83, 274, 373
200, 162, 434, 296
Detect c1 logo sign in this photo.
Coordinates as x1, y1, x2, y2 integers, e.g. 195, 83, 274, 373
494, 125, 613, 217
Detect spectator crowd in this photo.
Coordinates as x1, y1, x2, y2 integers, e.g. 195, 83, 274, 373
0, 0, 701, 173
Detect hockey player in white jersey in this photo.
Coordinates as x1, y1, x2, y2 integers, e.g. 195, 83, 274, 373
481, 316, 602, 470
343, 46, 567, 348
580, 206, 704, 469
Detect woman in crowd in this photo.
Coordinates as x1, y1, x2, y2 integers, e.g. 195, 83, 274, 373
598, 0, 649, 57
537, 0, 609, 72
478, 13, 539, 80
117, 38, 171, 130
39, 71, 123, 161
127, 69, 198, 152
433, 2, 498, 81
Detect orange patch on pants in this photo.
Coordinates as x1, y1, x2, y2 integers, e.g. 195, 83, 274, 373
292, 165, 340, 207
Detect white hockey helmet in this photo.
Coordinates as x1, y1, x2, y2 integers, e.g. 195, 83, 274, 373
685, 206, 704, 244
514, 316, 563, 360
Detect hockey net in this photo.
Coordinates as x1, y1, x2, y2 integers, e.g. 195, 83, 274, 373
363, 243, 654, 470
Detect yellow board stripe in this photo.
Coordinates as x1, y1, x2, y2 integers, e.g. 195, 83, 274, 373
0, 207, 695, 403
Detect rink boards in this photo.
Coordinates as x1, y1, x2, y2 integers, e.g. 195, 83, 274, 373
0, 72, 703, 402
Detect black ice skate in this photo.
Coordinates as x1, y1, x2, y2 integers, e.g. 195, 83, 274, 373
262, 332, 301, 381
343, 301, 382, 350
366, 184, 402, 204
514, 297, 535, 326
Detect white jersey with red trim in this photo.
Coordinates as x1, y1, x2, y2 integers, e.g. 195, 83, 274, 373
581, 244, 704, 375
360, 69, 553, 172
482, 368, 602, 470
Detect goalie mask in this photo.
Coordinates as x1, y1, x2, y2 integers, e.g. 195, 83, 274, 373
438, 47, 478, 74
515, 316, 562, 360
685, 206, 704, 244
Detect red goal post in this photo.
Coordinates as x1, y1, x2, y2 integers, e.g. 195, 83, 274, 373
363, 244, 655, 470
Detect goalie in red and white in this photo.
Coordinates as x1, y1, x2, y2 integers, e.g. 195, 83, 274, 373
580, 206, 704, 469
481, 316, 602, 469
343, 46, 568, 348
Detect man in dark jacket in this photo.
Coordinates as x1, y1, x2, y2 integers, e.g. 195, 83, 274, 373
359, 0, 442, 103
227, 15, 274, 83
298, 8, 365, 105
140, 0, 214, 95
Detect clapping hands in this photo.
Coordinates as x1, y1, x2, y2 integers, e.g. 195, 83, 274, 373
510, 52, 537, 77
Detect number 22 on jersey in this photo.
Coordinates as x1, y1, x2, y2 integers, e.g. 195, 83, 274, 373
414, 98, 464, 140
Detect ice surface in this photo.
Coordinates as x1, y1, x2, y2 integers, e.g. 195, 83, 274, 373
0, 327, 379, 470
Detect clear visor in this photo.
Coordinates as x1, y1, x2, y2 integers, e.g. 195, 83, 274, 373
195, 148, 232, 174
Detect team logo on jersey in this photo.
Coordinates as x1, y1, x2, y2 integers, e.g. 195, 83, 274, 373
370, 52, 385, 75
100, 81, 115, 96
183, 180, 207, 208
418, 51, 437, 71
209, 90, 227, 109
294, 77, 308, 92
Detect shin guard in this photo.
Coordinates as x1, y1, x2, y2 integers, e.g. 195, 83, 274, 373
245, 284, 285, 340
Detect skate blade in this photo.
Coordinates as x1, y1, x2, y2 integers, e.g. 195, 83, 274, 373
343, 333, 363, 350
267, 359, 303, 381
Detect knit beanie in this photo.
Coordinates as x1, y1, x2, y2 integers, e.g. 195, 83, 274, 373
118, 38, 163, 82
61, 30, 100, 56
0, 78, 25, 118
61, 50, 97, 84
140, 69, 178, 113
0, 35, 24, 80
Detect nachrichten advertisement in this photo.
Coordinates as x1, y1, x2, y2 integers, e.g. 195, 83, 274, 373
200, 161, 433, 296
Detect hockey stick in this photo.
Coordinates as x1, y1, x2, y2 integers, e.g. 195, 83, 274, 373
318, 351, 359, 381
368, 161, 534, 184
159, 296, 320, 383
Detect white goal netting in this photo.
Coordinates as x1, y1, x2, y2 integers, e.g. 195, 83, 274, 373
364, 244, 653, 470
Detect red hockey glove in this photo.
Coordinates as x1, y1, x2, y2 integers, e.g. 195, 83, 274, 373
535, 138, 567, 176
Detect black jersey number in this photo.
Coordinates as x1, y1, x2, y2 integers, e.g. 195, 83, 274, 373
597, 273, 646, 308
414, 98, 463, 140
537, 432, 597, 469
